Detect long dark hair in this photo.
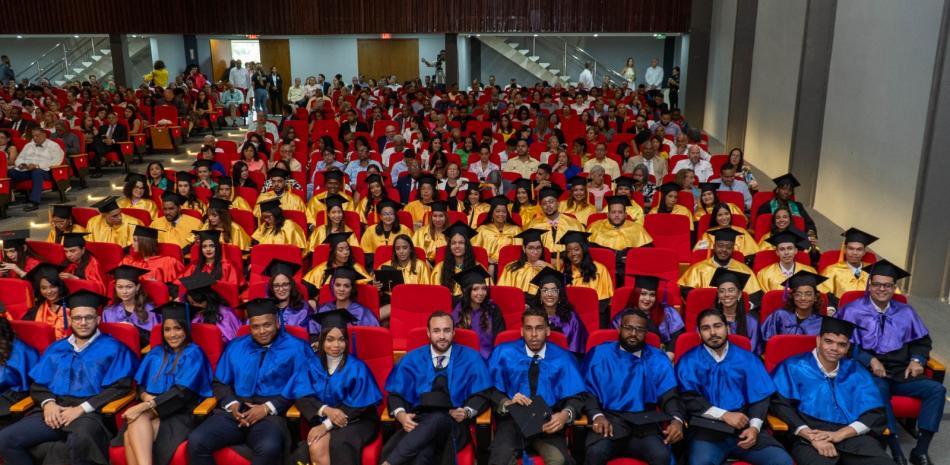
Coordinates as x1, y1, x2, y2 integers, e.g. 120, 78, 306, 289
511, 186, 534, 214
196, 239, 224, 280
784, 284, 822, 316
268, 271, 306, 310
391, 234, 421, 276
205, 206, 234, 244
265, 209, 287, 235
123, 177, 150, 200
188, 289, 225, 323
706, 203, 734, 230
231, 161, 257, 189
714, 292, 750, 337
0, 318, 14, 365
146, 161, 166, 187
563, 241, 597, 283
529, 280, 575, 324
63, 248, 93, 280
373, 204, 400, 236
457, 282, 498, 332
317, 325, 349, 370
363, 177, 390, 220
31, 275, 67, 310
135, 235, 158, 258
440, 233, 476, 289
111, 277, 151, 325
6, 243, 39, 271
324, 205, 348, 237
152, 316, 193, 382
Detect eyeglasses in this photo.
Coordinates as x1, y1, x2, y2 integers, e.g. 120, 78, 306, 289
620, 325, 649, 334
792, 292, 815, 299
272, 282, 293, 289
869, 282, 895, 290
540, 287, 560, 295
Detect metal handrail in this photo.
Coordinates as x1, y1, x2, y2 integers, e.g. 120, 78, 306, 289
20, 37, 110, 84
533, 36, 627, 85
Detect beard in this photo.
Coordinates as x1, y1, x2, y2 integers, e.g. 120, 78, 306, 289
619, 337, 645, 353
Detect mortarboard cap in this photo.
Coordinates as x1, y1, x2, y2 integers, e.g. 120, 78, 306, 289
557, 230, 591, 246
862, 259, 910, 281
531, 267, 565, 288
51, 204, 74, 219
61, 232, 90, 248
509, 396, 552, 438
241, 297, 279, 319
92, 196, 120, 213
331, 265, 367, 283
179, 272, 215, 293
487, 195, 510, 209
161, 191, 187, 206
842, 228, 878, 247
208, 197, 231, 211
782, 270, 828, 290
259, 198, 282, 214
512, 178, 533, 191
443, 221, 477, 240
820, 316, 856, 339
614, 176, 636, 189
515, 228, 547, 244
24, 262, 64, 284
192, 159, 215, 170
606, 195, 631, 207
428, 200, 449, 213
765, 228, 809, 249
631, 274, 661, 291
365, 173, 384, 185
109, 264, 149, 283
698, 182, 721, 193
772, 173, 800, 188
709, 227, 741, 243
320, 194, 348, 211
267, 167, 291, 179
658, 182, 681, 196
313, 308, 358, 332
263, 258, 301, 278
192, 229, 222, 244
537, 185, 562, 201
568, 176, 589, 187
216, 175, 233, 186
175, 171, 195, 183
709, 268, 751, 290
132, 225, 160, 240
65, 289, 108, 309
153, 301, 190, 325
0, 230, 30, 249
322, 170, 344, 183
453, 266, 491, 288
375, 199, 402, 213
322, 232, 353, 248
416, 173, 437, 187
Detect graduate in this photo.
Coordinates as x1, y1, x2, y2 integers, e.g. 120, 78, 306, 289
649, 182, 694, 230
0, 290, 137, 465
530, 268, 589, 354
460, 186, 492, 228
496, 228, 553, 295
181, 229, 243, 288
559, 230, 614, 328
587, 195, 652, 287
312, 266, 380, 335
173, 172, 206, 214
381, 311, 491, 465
818, 228, 883, 306
611, 176, 646, 224
306, 194, 360, 253
46, 204, 85, 244
760, 270, 827, 343
511, 178, 542, 226
180, 272, 242, 342
403, 173, 439, 227
213, 175, 253, 212
835, 260, 944, 464
305, 170, 354, 225
678, 227, 762, 305
693, 182, 743, 222
451, 266, 506, 359
0, 231, 40, 280
411, 200, 449, 262
251, 198, 308, 250
201, 197, 252, 252
487, 308, 586, 465
151, 191, 204, 249
755, 228, 817, 292
253, 167, 307, 219
710, 268, 763, 354
186, 297, 314, 465
770, 317, 894, 465
119, 225, 185, 283
303, 232, 372, 290
693, 203, 758, 257
117, 173, 160, 219
355, 173, 392, 224
559, 176, 598, 226
431, 221, 483, 300
0, 317, 39, 425
101, 265, 159, 348
286, 310, 383, 465
117, 302, 214, 465
85, 196, 143, 247
675, 309, 793, 465
755, 173, 817, 235
359, 200, 411, 261
610, 274, 685, 356
58, 232, 106, 293
374, 234, 433, 322
524, 186, 585, 258
583, 309, 686, 465
262, 259, 315, 334
473, 195, 522, 269
23, 263, 69, 338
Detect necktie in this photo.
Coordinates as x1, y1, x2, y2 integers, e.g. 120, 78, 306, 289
107, 125, 114, 139
528, 354, 540, 396
436, 355, 446, 369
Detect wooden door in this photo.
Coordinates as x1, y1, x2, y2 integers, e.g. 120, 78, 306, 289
209, 39, 233, 83
357, 39, 419, 82
259, 39, 292, 81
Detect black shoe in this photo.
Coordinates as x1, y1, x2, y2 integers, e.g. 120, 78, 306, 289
90, 171, 103, 178
23, 203, 38, 212
894, 454, 909, 465
910, 453, 932, 465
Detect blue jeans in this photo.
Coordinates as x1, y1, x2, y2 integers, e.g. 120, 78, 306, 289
689, 437, 793, 465
8, 168, 52, 204
253, 88, 268, 113
872, 376, 946, 432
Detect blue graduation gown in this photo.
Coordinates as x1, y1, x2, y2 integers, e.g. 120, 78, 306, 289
760, 310, 823, 342
583, 342, 677, 413
136, 343, 213, 399
772, 352, 883, 426
675, 343, 775, 413
214, 330, 313, 404
0, 339, 39, 395
488, 340, 585, 408
385, 343, 491, 409
29, 333, 138, 399
287, 355, 382, 409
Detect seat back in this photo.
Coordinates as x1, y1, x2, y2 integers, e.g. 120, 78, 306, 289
11, 320, 55, 353
318, 283, 380, 319
751, 250, 811, 273
71, 207, 100, 228
249, 244, 303, 277
120, 208, 152, 226
493, 286, 527, 329
406, 327, 480, 352
817, 250, 877, 273
494, 329, 568, 350
347, 326, 393, 391
625, 247, 682, 307
673, 332, 752, 364
85, 242, 125, 276
26, 240, 65, 264
390, 284, 453, 351
229, 208, 258, 236
839, 291, 907, 309
683, 288, 750, 330
497, 245, 551, 272
565, 286, 600, 333
644, 214, 692, 262
99, 322, 143, 357
148, 323, 225, 369
763, 334, 815, 372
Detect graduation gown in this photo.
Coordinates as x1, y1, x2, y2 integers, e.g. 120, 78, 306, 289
46, 224, 86, 244
678, 258, 762, 295
312, 301, 379, 335
548, 310, 589, 354
151, 215, 204, 249
86, 214, 143, 247
277, 301, 315, 334
251, 221, 308, 251
648, 205, 694, 230
62, 254, 106, 294
100, 302, 160, 347
411, 226, 447, 262
199, 221, 252, 252
120, 254, 185, 283
181, 259, 243, 288
359, 224, 411, 256
403, 200, 432, 225
376, 259, 433, 285
625, 204, 645, 224
675, 342, 780, 449
756, 199, 816, 234
693, 203, 744, 223
307, 225, 360, 253
24, 301, 67, 339
771, 352, 889, 458
610, 304, 685, 347
726, 312, 763, 355
497, 262, 550, 295
29, 333, 137, 465
120, 343, 213, 465
514, 204, 542, 225
305, 191, 354, 225
693, 226, 758, 257
524, 214, 586, 254
563, 261, 614, 300
559, 201, 598, 226
755, 263, 817, 292
818, 262, 875, 299
303, 261, 372, 289
117, 196, 159, 219
462, 203, 491, 228
227, 195, 253, 212
587, 219, 653, 249
0, 339, 39, 417
286, 354, 382, 465
760, 309, 823, 342
253, 190, 307, 219
191, 307, 243, 342
452, 303, 506, 359
474, 223, 522, 263
836, 297, 931, 380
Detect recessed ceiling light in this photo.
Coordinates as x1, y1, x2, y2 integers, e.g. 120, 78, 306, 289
16, 35, 22, 39
73, 35, 79, 38
593, 34, 599, 37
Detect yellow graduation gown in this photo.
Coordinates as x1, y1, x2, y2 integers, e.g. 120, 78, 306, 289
524, 213, 586, 255
817, 262, 897, 298
254, 191, 308, 219
514, 204, 542, 225
359, 224, 411, 255
755, 262, 818, 292
227, 196, 253, 212
693, 226, 758, 257
200, 221, 252, 251
376, 259, 433, 285
182, 199, 206, 215
411, 227, 447, 262
86, 214, 143, 247
587, 219, 653, 249
305, 190, 355, 225
678, 258, 762, 294
649, 205, 694, 230
497, 262, 551, 295
47, 224, 86, 244
117, 197, 160, 219
432, 261, 491, 297
303, 261, 372, 288
462, 203, 492, 228
559, 201, 599, 226
626, 204, 645, 224
693, 203, 744, 222
562, 261, 615, 300
474, 223, 522, 263
307, 225, 360, 253
251, 220, 308, 250
151, 215, 204, 249
403, 200, 431, 225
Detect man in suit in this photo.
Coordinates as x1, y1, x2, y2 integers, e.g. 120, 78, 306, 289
623, 135, 667, 181
91, 112, 128, 177
0, 106, 37, 135
267, 66, 283, 115
337, 109, 369, 141
396, 158, 423, 204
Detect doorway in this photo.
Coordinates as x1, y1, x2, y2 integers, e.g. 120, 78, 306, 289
357, 39, 419, 82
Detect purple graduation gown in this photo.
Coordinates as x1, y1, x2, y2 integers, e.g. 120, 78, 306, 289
836, 296, 929, 354
727, 313, 762, 355
548, 310, 588, 354
278, 300, 314, 333
192, 306, 243, 342
101, 302, 160, 332
451, 304, 502, 359
760, 310, 823, 342
312, 301, 379, 335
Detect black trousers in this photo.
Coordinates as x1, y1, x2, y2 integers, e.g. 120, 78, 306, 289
790, 438, 895, 465
187, 412, 286, 465
0, 413, 108, 465
586, 433, 670, 465
382, 411, 457, 465
489, 416, 572, 465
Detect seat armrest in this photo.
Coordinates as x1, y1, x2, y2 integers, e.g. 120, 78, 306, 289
193, 397, 217, 416
102, 390, 136, 415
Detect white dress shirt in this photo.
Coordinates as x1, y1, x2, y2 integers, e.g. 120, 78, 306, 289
644, 66, 664, 89
672, 158, 714, 182
16, 138, 64, 171
792, 350, 870, 436
700, 343, 764, 432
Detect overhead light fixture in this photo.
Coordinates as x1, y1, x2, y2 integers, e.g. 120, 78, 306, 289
131, 34, 137, 38
16, 35, 22, 39
653, 33, 667, 40
475, 34, 481, 37
73, 35, 79, 38
593, 33, 599, 37
533, 34, 539, 37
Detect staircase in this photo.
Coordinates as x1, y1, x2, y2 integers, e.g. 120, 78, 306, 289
17, 36, 151, 86
477, 35, 628, 88
477, 36, 565, 85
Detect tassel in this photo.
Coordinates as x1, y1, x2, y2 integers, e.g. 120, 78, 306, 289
522, 451, 534, 465
61, 298, 68, 331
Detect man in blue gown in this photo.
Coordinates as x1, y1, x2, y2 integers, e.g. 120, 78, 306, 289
187, 297, 313, 465
0, 290, 137, 465
676, 308, 792, 465
487, 308, 586, 465
835, 260, 944, 465
771, 317, 894, 464
583, 309, 685, 465
381, 311, 492, 465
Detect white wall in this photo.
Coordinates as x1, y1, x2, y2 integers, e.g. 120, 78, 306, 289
416, 35, 443, 81
703, 0, 737, 143
743, 1, 806, 177
814, 0, 944, 265
287, 34, 443, 83
149, 35, 187, 78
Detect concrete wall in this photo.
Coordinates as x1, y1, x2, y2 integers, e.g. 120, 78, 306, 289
149, 35, 187, 78
703, 0, 737, 143
743, 1, 806, 177
814, 0, 944, 265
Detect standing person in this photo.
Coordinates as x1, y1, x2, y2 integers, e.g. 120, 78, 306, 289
621, 58, 637, 86
644, 58, 664, 102
251, 63, 269, 115
421, 50, 447, 88
578, 62, 595, 90
186, 298, 314, 465
0, 55, 14, 84
143, 60, 168, 88
667, 66, 681, 108
0, 290, 137, 465
267, 66, 284, 115
229, 59, 249, 93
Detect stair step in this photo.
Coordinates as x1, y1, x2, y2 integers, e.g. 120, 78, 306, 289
64, 74, 75, 80
548, 69, 560, 75
91, 55, 102, 61
538, 63, 550, 69
54, 80, 66, 86
518, 49, 530, 55
101, 49, 111, 55
73, 68, 84, 74
81, 61, 92, 67
528, 56, 541, 62
506, 42, 519, 48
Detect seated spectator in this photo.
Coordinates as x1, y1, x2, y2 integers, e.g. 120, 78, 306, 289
9, 127, 64, 211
